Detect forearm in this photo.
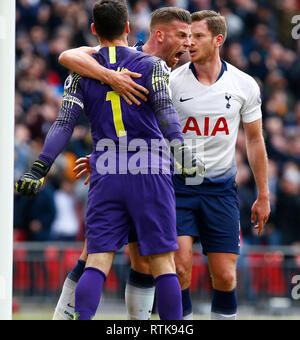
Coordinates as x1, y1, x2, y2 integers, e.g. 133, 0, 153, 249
16, 73, 84, 196
39, 95, 83, 166
15, 119, 75, 196
246, 136, 269, 198
147, 61, 183, 143
152, 95, 184, 143
39, 119, 75, 167
59, 47, 112, 83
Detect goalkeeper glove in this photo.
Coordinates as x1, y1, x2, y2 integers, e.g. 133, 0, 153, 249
15, 160, 50, 196
171, 143, 206, 178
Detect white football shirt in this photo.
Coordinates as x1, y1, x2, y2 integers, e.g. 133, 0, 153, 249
170, 60, 262, 184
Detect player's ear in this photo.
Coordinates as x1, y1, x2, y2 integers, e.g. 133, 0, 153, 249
155, 30, 164, 43
91, 23, 97, 36
216, 34, 224, 48
125, 21, 130, 34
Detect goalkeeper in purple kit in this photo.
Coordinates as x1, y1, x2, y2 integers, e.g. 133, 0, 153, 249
15, 0, 203, 320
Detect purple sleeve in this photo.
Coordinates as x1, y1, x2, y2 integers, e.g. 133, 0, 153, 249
145, 59, 184, 143
39, 74, 85, 166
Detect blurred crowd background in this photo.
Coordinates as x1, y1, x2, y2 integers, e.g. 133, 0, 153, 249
14, 0, 300, 248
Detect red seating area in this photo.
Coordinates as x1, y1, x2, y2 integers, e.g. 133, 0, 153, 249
14, 245, 121, 293
190, 252, 211, 293
248, 252, 287, 296
13, 246, 297, 298
13, 248, 30, 291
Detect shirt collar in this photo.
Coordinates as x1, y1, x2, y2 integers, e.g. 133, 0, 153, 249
189, 59, 227, 82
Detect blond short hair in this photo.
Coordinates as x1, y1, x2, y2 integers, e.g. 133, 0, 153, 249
191, 10, 227, 43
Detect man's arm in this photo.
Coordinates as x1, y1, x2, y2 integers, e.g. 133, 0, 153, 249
15, 74, 85, 196
146, 59, 183, 143
59, 46, 99, 78
146, 59, 205, 178
59, 46, 148, 106
243, 118, 270, 236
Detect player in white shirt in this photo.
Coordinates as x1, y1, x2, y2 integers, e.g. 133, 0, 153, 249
170, 10, 270, 320
171, 62, 262, 185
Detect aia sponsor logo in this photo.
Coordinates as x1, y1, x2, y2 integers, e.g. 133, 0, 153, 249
182, 117, 229, 136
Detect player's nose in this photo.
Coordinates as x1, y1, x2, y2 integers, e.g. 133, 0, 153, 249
189, 39, 195, 48
184, 36, 192, 48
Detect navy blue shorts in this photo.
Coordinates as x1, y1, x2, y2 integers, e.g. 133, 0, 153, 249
129, 190, 241, 256
176, 192, 240, 255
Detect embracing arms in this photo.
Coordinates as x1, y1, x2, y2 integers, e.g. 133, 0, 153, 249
59, 46, 148, 106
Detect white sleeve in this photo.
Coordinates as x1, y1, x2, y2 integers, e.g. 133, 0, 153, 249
241, 78, 262, 123
169, 73, 177, 100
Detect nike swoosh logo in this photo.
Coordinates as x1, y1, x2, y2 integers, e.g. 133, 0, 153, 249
67, 303, 75, 309
180, 97, 193, 102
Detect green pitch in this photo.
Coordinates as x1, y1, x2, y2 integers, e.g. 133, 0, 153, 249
12, 312, 300, 320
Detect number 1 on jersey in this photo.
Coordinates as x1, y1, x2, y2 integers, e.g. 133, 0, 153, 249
106, 91, 127, 137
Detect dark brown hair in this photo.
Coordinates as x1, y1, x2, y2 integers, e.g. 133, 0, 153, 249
93, 0, 128, 41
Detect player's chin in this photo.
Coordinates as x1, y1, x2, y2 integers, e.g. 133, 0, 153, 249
168, 59, 179, 68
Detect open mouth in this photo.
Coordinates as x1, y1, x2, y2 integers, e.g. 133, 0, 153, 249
174, 51, 185, 62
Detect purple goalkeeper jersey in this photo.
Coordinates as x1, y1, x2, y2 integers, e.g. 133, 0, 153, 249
39, 46, 184, 175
